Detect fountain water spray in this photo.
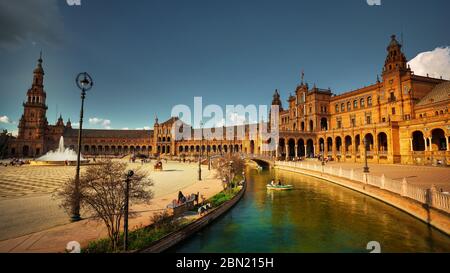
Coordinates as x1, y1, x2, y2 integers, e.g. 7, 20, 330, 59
31, 137, 89, 166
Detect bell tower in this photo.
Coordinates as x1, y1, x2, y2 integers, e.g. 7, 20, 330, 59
17, 53, 48, 156
381, 35, 412, 122
383, 35, 408, 75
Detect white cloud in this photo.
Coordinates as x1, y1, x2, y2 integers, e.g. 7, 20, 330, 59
212, 113, 260, 128
89, 117, 112, 129
408, 47, 450, 80
136, 127, 151, 130
122, 127, 130, 130
0, 116, 11, 124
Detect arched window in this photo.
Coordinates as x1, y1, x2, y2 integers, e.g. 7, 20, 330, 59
341, 103, 345, 112
360, 98, 365, 108
347, 102, 351, 111
335, 104, 339, 113
367, 96, 373, 107
353, 100, 358, 109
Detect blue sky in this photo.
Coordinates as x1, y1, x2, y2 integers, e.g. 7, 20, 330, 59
1, 0, 450, 133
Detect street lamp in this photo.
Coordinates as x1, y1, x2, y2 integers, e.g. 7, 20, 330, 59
363, 137, 370, 173
124, 170, 134, 251
228, 160, 234, 190
71, 72, 93, 222
321, 143, 325, 172
198, 122, 203, 181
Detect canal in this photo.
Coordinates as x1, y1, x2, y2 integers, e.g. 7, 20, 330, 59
171, 168, 450, 253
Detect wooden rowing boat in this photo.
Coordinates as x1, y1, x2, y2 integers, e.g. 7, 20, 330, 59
266, 184, 294, 191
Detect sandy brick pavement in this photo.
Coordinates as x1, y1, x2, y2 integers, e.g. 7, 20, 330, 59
0, 161, 223, 252
299, 160, 450, 192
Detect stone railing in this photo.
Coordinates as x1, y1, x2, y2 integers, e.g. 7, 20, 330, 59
276, 161, 450, 214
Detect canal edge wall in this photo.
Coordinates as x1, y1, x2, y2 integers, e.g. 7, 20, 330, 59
138, 181, 247, 253
275, 165, 450, 236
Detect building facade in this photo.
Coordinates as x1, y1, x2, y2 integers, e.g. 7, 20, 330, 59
7, 35, 450, 165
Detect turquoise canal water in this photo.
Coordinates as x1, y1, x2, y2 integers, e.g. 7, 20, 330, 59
171, 168, 450, 253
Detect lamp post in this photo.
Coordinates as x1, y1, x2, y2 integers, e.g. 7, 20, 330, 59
363, 137, 370, 173
71, 72, 93, 222
207, 139, 211, 171
124, 170, 134, 251
198, 122, 203, 181
228, 160, 234, 190
321, 143, 325, 173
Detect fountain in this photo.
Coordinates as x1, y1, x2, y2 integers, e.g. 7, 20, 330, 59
30, 137, 90, 166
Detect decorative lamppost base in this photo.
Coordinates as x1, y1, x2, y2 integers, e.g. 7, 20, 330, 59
71, 214, 81, 222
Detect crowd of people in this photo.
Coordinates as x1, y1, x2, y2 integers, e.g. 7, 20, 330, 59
2, 158, 27, 167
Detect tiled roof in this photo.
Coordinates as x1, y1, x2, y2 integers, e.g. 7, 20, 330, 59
160, 117, 179, 126
63, 128, 153, 139
417, 81, 450, 106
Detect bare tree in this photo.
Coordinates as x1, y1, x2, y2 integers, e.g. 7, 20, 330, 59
214, 154, 245, 191
56, 160, 153, 251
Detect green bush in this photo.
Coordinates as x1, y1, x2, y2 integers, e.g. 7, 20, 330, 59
83, 213, 191, 253
83, 186, 244, 253
208, 186, 242, 207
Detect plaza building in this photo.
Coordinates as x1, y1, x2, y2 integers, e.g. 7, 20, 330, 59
5, 35, 450, 165
276, 35, 450, 166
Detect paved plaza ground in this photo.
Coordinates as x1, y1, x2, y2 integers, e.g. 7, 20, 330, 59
0, 160, 222, 252
298, 160, 450, 192
0, 159, 449, 252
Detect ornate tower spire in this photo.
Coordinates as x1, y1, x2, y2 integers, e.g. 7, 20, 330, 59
271, 89, 283, 111
56, 114, 64, 126
17, 53, 48, 146
383, 35, 407, 75
33, 51, 45, 87
26, 52, 47, 106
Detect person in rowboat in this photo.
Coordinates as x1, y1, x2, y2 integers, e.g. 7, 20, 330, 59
278, 180, 282, 186
270, 180, 275, 187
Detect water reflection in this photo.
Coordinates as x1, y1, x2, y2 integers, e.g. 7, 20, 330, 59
171, 168, 450, 253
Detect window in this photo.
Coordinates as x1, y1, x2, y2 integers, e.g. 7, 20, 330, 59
404, 115, 411, 120
390, 92, 396, 102
392, 108, 396, 115
404, 86, 409, 95
382, 118, 386, 122
351, 117, 356, 127
337, 119, 342, 129
366, 116, 372, 125
341, 103, 345, 112
360, 99, 365, 108
335, 104, 339, 113
353, 100, 358, 109
367, 97, 372, 107
347, 102, 351, 111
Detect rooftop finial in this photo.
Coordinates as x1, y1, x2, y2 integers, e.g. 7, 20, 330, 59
301, 69, 305, 85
